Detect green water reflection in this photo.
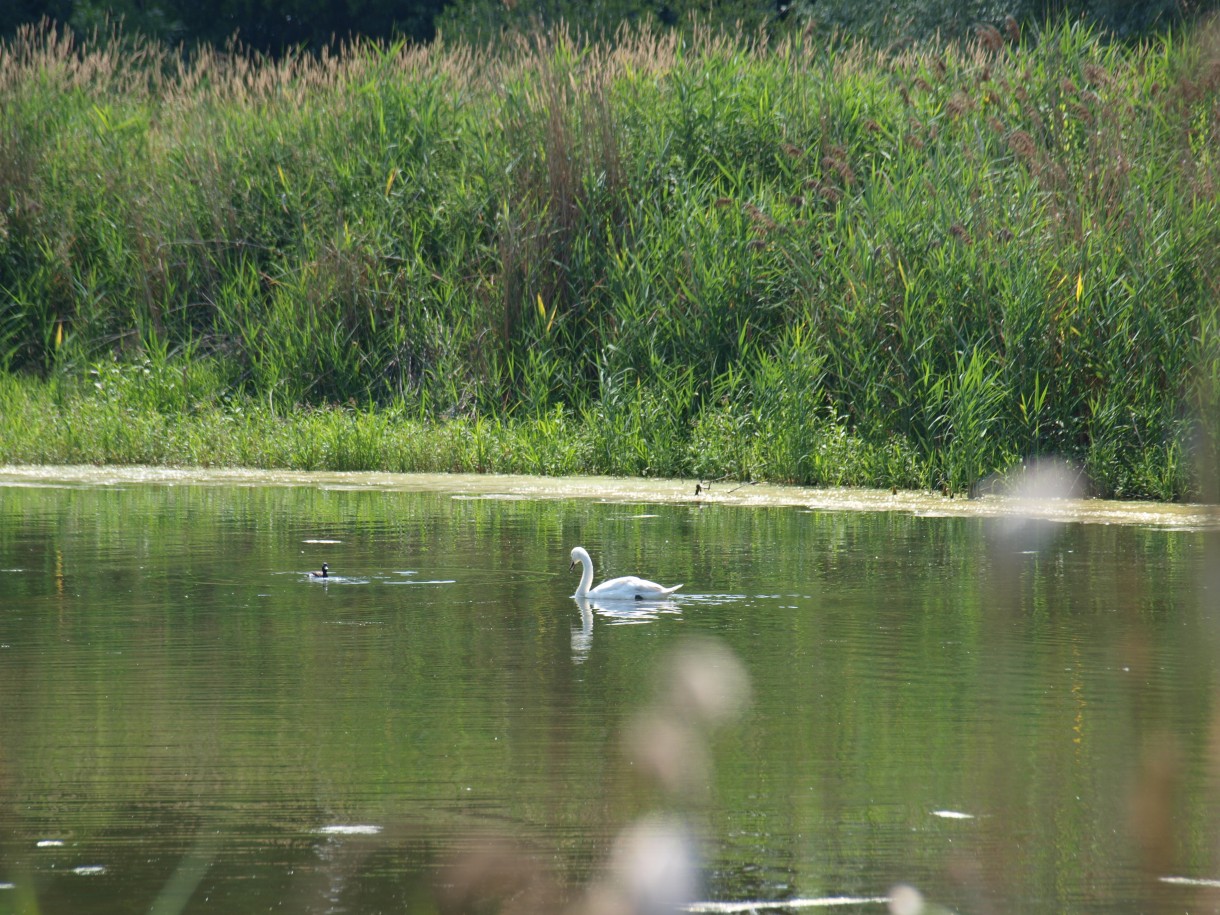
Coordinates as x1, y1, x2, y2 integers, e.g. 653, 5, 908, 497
0, 477, 1217, 914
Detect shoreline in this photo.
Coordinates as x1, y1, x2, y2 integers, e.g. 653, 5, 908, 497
4, 464, 1217, 530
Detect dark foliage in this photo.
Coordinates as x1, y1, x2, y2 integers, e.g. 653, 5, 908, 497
3, 0, 1216, 53
3, 0, 448, 51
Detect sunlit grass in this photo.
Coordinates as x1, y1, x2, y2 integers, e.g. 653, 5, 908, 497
0, 16, 1217, 497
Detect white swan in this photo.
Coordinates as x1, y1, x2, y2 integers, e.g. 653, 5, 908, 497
569, 546, 682, 601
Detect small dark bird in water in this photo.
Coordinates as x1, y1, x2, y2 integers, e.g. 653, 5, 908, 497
311, 563, 329, 578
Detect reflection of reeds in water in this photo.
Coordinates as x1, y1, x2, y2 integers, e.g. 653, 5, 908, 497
6, 485, 1220, 912
438, 637, 750, 915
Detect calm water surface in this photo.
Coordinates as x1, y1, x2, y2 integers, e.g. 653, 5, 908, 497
1, 470, 1218, 914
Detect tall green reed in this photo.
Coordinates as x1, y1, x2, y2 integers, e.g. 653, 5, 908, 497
1, 17, 1216, 497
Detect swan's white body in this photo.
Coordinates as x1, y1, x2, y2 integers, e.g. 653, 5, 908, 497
569, 546, 682, 601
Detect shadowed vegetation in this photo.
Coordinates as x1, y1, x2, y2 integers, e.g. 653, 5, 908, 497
0, 17, 1217, 498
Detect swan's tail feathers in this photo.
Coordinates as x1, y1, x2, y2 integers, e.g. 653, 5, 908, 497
666, 584, 683, 594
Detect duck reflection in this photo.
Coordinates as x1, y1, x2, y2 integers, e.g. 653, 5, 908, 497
570, 595, 683, 664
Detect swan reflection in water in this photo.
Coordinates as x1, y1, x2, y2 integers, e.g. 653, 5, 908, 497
570, 594, 682, 664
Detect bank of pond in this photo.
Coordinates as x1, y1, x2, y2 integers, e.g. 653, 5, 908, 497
1, 17, 1217, 500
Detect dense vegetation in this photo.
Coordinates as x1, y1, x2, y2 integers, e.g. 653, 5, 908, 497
1, 16, 1218, 498
3, 0, 1211, 53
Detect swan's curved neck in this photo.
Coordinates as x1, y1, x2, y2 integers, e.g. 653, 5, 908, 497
575, 552, 594, 596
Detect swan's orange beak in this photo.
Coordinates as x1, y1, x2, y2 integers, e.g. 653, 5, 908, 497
569, 560, 577, 573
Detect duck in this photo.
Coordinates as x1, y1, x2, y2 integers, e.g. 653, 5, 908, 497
311, 563, 329, 578
569, 546, 682, 601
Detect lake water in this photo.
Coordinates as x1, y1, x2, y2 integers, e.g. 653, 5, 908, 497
1, 467, 1219, 915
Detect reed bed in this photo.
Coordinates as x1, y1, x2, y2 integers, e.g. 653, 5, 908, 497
1, 18, 1217, 498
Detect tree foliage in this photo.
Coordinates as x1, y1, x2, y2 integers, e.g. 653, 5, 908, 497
2, 0, 446, 50
2, 0, 1215, 52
